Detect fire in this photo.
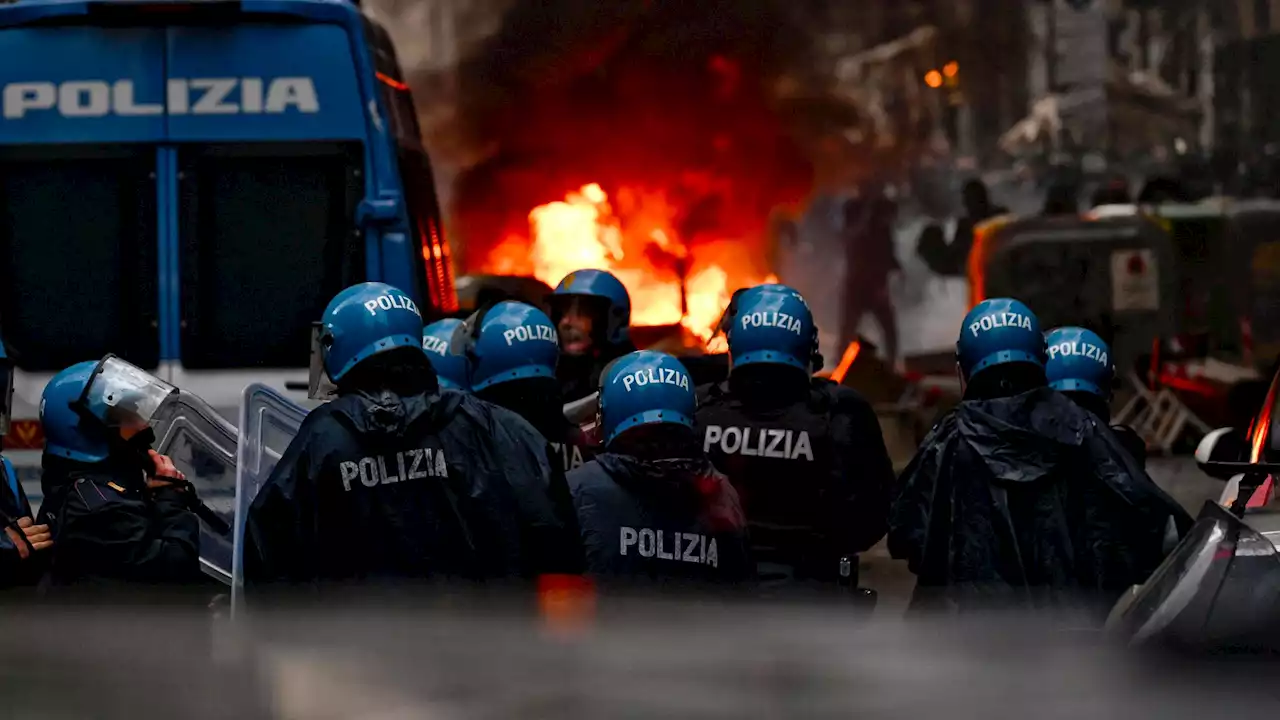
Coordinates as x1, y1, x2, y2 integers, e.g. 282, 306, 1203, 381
484, 183, 777, 344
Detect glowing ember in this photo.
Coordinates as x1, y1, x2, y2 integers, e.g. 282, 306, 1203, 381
484, 183, 777, 344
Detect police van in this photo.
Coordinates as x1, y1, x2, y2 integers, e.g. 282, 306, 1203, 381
0, 0, 457, 500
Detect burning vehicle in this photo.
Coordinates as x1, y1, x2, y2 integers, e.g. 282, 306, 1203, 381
432, 0, 847, 358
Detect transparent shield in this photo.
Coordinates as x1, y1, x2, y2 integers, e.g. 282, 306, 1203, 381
152, 390, 238, 585
231, 383, 309, 615
83, 355, 178, 427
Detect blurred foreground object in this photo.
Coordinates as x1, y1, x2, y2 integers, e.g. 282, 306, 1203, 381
2, 603, 1279, 718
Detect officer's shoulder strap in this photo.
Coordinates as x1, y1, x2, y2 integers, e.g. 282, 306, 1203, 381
0, 456, 18, 503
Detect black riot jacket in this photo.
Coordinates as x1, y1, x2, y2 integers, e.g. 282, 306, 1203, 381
37, 453, 202, 592
244, 388, 583, 593
889, 387, 1192, 617
696, 375, 894, 586
567, 453, 753, 590
476, 378, 595, 474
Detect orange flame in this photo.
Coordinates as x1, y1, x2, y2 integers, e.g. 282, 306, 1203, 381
828, 341, 862, 385
483, 183, 776, 344
1250, 374, 1279, 463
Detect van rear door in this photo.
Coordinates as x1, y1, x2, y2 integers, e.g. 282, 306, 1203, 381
0, 27, 169, 502
163, 23, 368, 417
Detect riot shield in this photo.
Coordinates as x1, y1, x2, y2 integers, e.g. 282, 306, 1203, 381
231, 383, 309, 614
152, 390, 238, 585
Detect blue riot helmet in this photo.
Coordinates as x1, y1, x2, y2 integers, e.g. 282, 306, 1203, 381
449, 301, 559, 392
41, 357, 177, 462
1045, 327, 1113, 398
955, 298, 1046, 381
422, 319, 470, 392
598, 350, 696, 447
42, 362, 108, 462
310, 282, 424, 399
0, 339, 13, 436
550, 269, 632, 346
726, 284, 822, 373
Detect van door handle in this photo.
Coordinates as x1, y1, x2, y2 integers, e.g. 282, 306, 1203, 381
284, 382, 308, 391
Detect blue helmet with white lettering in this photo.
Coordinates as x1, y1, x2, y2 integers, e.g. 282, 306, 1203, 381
599, 350, 696, 447
41, 357, 178, 462
1045, 327, 1113, 398
311, 282, 423, 397
40, 361, 111, 463
422, 319, 470, 392
727, 284, 819, 373
955, 298, 1046, 381
551, 269, 631, 344
451, 301, 559, 392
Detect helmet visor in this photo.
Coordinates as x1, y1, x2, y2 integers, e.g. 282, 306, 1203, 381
308, 322, 338, 401
80, 355, 176, 428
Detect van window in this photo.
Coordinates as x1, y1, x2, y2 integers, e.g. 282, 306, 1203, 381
177, 143, 364, 369
0, 146, 159, 371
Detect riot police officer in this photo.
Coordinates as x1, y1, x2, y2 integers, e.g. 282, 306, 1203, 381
423, 318, 470, 392
37, 357, 201, 590
568, 350, 752, 588
244, 282, 580, 591
549, 269, 637, 403
454, 301, 594, 473
696, 283, 893, 594
0, 341, 51, 588
1045, 326, 1147, 467
890, 299, 1190, 616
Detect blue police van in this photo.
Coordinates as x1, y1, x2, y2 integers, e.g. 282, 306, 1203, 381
0, 0, 457, 496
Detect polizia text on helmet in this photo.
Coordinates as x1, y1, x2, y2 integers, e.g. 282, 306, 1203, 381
739, 311, 804, 335
620, 367, 690, 392
968, 311, 1033, 337
1047, 340, 1109, 366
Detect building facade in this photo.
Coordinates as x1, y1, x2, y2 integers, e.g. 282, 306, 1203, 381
1214, 0, 1280, 153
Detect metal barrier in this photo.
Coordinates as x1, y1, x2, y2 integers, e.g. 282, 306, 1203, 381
1114, 371, 1211, 455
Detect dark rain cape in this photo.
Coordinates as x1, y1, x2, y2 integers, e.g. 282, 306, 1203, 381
244, 389, 582, 593
567, 453, 754, 591
889, 387, 1192, 616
